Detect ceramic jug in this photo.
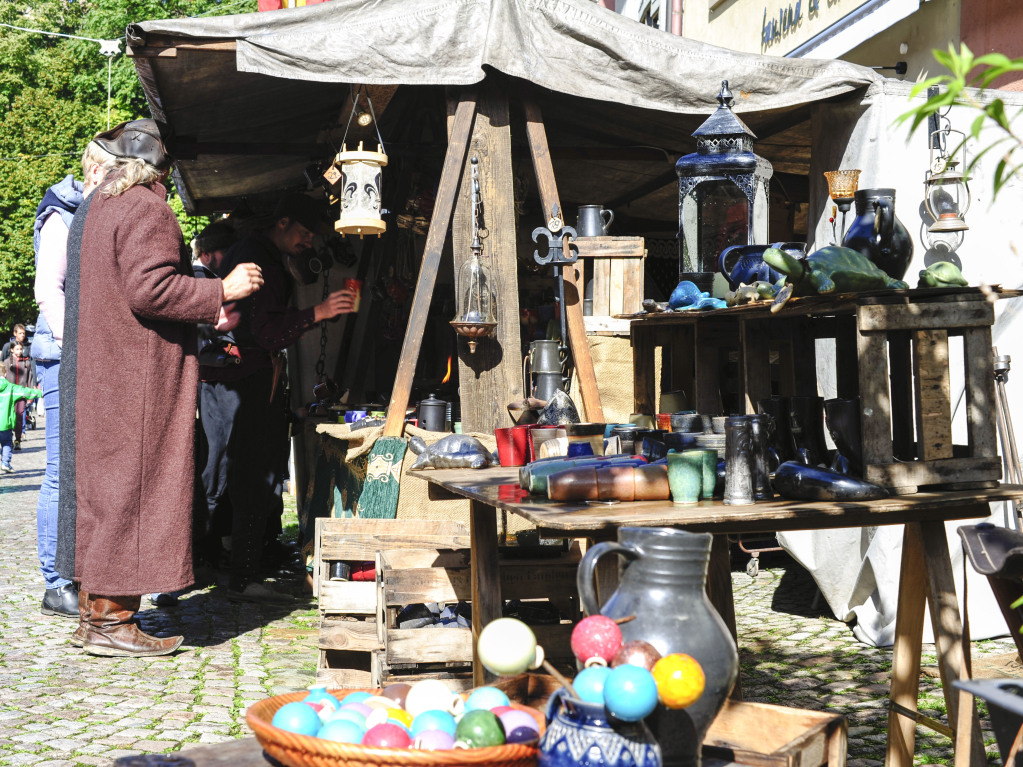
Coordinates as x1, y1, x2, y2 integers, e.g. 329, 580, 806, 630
841, 188, 913, 280
417, 393, 448, 433
578, 527, 738, 767
539, 689, 662, 767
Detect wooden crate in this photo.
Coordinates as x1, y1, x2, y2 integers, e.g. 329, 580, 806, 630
704, 699, 846, 767
577, 236, 646, 317
315, 518, 579, 689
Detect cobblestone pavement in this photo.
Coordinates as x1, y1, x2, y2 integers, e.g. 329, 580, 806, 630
0, 415, 1016, 766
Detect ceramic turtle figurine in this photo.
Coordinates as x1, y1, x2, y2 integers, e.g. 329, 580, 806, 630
918, 261, 968, 288
764, 246, 909, 311
408, 434, 497, 470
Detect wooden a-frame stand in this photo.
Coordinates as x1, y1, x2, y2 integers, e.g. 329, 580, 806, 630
383, 84, 604, 437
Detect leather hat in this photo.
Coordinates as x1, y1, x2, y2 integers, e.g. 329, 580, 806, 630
93, 118, 172, 169
273, 192, 332, 236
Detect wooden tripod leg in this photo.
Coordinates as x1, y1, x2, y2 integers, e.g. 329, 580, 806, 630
383, 92, 478, 437
521, 90, 604, 423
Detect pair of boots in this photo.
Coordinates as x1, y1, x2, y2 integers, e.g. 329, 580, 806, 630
71, 590, 183, 657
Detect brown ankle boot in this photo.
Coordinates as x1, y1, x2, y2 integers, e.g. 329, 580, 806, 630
82, 595, 183, 657
70, 587, 88, 647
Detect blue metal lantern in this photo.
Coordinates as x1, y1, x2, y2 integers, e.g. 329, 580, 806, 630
676, 81, 773, 296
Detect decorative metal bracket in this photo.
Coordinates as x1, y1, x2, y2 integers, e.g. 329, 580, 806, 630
531, 222, 578, 354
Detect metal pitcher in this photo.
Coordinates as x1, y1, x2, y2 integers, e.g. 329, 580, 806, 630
523, 340, 568, 400
576, 205, 614, 237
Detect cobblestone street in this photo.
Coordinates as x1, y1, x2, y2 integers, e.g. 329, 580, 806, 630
0, 415, 1015, 766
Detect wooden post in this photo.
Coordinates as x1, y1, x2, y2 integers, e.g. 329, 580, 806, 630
450, 83, 523, 433
383, 92, 478, 437
521, 90, 604, 423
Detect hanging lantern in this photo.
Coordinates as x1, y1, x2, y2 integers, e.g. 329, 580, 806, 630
450, 157, 497, 353
823, 169, 861, 242
676, 81, 773, 297
333, 140, 388, 237
925, 127, 971, 233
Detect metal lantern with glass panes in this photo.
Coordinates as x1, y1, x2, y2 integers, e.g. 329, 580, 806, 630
450, 158, 497, 353
334, 141, 388, 237
676, 81, 773, 297
925, 127, 971, 233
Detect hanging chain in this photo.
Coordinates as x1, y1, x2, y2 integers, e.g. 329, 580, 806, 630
315, 266, 331, 381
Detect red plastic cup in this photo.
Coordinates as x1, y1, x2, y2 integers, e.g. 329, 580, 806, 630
344, 278, 363, 311
495, 426, 529, 467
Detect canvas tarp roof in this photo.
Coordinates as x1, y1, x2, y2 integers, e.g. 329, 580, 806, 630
127, 0, 881, 217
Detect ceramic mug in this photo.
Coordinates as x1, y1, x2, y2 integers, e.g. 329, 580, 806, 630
667, 450, 705, 504
495, 426, 530, 466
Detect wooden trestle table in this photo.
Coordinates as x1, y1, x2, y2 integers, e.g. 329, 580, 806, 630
415, 467, 1023, 767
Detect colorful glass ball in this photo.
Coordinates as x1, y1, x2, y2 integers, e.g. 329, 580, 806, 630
454, 709, 506, 748
317, 719, 364, 743
476, 618, 538, 676
573, 665, 612, 704
362, 722, 412, 748
271, 702, 321, 736
466, 686, 511, 712
571, 615, 623, 664
603, 664, 659, 722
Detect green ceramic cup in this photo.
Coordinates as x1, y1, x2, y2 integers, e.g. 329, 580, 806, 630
697, 448, 718, 499
667, 450, 704, 505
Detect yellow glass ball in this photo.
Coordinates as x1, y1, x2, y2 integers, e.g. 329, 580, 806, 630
652, 653, 705, 709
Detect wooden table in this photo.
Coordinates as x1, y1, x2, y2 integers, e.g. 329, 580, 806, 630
416, 467, 1023, 767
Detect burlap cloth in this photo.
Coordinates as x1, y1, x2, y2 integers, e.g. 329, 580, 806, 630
315, 422, 533, 535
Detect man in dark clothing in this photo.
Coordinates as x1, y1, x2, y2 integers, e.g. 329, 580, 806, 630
200, 194, 355, 603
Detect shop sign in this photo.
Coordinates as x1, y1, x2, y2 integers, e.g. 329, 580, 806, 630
761, 0, 818, 46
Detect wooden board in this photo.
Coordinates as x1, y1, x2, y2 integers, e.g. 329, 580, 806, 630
318, 619, 381, 652
858, 299, 994, 332
593, 258, 611, 317
381, 561, 578, 605
609, 257, 626, 317
575, 236, 647, 258
912, 329, 954, 461
319, 581, 377, 614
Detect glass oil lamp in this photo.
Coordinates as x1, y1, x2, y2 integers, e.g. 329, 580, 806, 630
824, 169, 861, 242
925, 127, 970, 233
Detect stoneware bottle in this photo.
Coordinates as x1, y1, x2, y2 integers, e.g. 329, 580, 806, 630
578, 527, 738, 767
539, 688, 661, 767
841, 188, 913, 280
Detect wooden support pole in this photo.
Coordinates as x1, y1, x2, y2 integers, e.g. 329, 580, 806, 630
521, 90, 604, 423
383, 92, 478, 437
451, 82, 524, 433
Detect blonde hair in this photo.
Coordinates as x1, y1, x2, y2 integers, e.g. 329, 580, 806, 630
81, 141, 116, 179
100, 157, 165, 197
0, 361, 7, 379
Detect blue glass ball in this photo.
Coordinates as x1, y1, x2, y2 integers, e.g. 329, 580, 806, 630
603, 664, 659, 721
272, 701, 321, 736
303, 685, 342, 710
411, 709, 457, 738
325, 708, 367, 729
341, 691, 372, 707
573, 665, 612, 704
317, 719, 364, 743
465, 686, 511, 712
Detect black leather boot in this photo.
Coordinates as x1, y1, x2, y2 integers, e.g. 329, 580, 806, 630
41, 582, 79, 618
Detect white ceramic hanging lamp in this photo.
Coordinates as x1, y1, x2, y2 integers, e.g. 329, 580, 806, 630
334, 140, 388, 237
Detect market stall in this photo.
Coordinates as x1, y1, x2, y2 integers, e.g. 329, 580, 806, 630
124, 0, 1022, 669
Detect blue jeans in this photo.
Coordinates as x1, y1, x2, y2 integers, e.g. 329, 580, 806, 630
0, 429, 11, 467
35, 360, 69, 590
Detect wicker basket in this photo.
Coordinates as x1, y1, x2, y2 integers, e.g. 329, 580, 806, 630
246, 690, 545, 767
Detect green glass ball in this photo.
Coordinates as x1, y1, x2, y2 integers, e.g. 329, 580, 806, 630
454, 709, 506, 748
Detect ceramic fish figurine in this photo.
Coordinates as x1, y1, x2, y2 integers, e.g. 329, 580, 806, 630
764, 246, 909, 311
918, 261, 968, 288
678, 296, 727, 311
536, 389, 581, 426
667, 280, 706, 310
772, 461, 888, 501
408, 434, 497, 470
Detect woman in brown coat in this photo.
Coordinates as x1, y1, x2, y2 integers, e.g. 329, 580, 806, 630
61, 120, 263, 657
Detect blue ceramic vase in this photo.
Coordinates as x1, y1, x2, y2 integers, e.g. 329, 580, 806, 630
539, 689, 662, 767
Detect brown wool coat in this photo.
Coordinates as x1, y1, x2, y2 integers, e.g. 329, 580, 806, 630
74, 182, 223, 595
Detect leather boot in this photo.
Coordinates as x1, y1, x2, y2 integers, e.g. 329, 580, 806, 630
70, 587, 88, 647
82, 595, 183, 657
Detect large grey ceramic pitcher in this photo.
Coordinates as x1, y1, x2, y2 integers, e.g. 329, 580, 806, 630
577, 527, 738, 767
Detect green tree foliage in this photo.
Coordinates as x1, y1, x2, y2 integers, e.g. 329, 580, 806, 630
898, 44, 1023, 201
0, 0, 253, 335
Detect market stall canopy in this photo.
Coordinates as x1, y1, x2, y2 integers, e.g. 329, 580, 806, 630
127, 0, 881, 217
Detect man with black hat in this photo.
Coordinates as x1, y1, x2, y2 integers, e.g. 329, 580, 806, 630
58, 119, 265, 657
199, 192, 356, 603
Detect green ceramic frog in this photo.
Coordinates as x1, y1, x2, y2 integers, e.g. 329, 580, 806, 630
764, 246, 909, 310
918, 261, 968, 288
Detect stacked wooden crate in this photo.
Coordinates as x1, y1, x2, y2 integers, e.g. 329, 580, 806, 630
315, 517, 578, 690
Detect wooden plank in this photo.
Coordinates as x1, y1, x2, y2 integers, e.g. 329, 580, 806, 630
609, 258, 626, 317
318, 619, 382, 652
858, 300, 994, 332
386, 628, 473, 664
863, 456, 1001, 488
741, 319, 772, 415
319, 518, 469, 535
314, 518, 324, 599
623, 258, 645, 315
383, 562, 578, 605
315, 666, 374, 689
856, 330, 894, 475
522, 91, 603, 423
470, 499, 502, 686
887, 331, 916, 462
912, 330, 954, 461
319, 582, 377, 614
593, 258, 611, 317
574, 236, 647, 258
919, 520, 986, 767
383, 91, 477, 436
632, 326, 657, 415
379, 672, 474, 692
451, 81, 524, 433
378, 549, 472, 569
694, 324, 723, 414
962, 327, 998, 459
834, 317, 859, 399
886, 521, 928, 767
583, 316, 632, 335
